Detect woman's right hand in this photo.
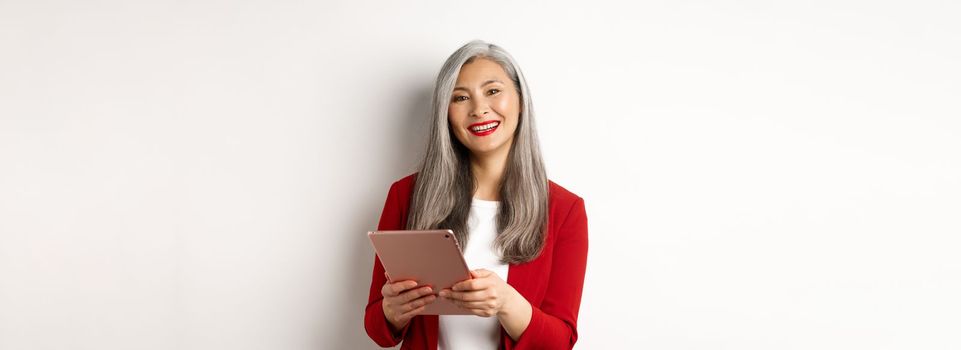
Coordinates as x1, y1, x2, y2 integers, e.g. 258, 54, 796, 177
381, 279, 437, 331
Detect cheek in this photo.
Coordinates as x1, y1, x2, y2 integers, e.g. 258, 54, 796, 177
450, 102, 472, 117
448, 111, 468, 139
447, 107, 462, 127
491, 96, 512, 113
493, 94, 520, 127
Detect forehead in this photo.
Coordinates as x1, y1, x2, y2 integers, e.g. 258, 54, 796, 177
455, 58, 510, 84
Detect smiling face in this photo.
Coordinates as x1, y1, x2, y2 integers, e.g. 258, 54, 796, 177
447, 57, 521, 158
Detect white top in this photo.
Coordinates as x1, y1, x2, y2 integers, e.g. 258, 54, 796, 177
438, 197, 509, 350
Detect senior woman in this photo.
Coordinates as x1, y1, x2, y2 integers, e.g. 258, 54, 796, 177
364, 40, 588, 350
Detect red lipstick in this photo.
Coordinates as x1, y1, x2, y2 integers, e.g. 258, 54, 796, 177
468, 120, 500, 136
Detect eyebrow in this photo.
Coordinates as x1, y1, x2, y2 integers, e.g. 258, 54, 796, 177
453, 79, 504, 92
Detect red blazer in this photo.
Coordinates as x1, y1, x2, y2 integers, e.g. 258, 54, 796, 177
364, 173, 589, 349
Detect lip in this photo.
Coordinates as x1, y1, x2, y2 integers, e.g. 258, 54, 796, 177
467, 120, 500, 136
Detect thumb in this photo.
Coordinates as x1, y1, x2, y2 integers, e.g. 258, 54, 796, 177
471, 269, 492, 278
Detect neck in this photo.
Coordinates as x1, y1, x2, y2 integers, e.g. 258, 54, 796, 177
470, 149, 509, 201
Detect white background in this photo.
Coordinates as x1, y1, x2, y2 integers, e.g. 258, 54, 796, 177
2, 1, 959, 349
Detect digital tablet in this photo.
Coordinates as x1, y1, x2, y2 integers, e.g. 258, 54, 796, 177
368, 229, 473, 315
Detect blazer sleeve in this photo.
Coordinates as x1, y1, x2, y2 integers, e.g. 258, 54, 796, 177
505, 197, 589, 350
363, 181, 412, 347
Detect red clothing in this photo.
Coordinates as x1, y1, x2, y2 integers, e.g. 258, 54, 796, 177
364, 173, 589, 349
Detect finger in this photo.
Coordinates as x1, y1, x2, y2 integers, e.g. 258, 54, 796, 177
396, 304, 427, 322
382, 280, 414, 297
448, 299, 498, 317
403, 294, 437, 311
443, 289, 489, 302
393, 294, 435, 320
453, 299, 497, 310
399, 285, 433, 304
381, 283, 398, 297
390, 280, 420, 295
452, 278, 487, 292
386, 293, 434, 316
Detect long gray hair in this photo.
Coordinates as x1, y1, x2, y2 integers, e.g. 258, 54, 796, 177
406, 40, 549, 264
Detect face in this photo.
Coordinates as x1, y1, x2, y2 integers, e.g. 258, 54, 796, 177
447, 57, 520, 158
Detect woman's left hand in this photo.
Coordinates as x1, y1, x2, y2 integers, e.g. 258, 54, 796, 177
439, 269, 521, 317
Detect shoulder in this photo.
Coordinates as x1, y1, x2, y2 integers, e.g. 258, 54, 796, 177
546, 179, 588, 242
376, 173, 418, 230
548, 179, 583, 207
547, 179, 586, 226
397, 172, 418, 189
386, 172, 418, 200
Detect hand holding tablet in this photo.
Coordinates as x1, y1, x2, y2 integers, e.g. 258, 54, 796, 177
368, 229, 474, 315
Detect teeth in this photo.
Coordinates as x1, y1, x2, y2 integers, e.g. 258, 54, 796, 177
470, 122, 499, 132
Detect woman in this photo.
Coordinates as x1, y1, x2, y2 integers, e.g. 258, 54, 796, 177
364, 40, 588, 350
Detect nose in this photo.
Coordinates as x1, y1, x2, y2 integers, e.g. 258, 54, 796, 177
470, 107, 490, 118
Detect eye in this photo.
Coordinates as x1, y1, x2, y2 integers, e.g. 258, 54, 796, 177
453, 95, 468, 102
487, 88, 500, 95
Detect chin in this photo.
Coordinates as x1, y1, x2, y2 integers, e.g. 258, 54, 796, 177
467, 143, 506, 155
